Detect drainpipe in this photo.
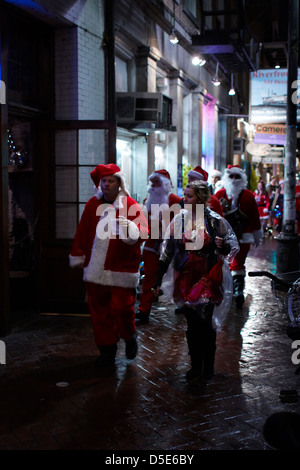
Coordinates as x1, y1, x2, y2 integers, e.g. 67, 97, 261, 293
104, 0, 116, 162
275, 0, 299, 273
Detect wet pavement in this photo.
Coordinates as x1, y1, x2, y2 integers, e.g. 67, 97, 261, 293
1, 237, 300, 454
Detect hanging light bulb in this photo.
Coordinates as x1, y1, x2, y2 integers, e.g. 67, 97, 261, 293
192, 56, 201, 65
192, 56, 206, 66
169, 0, 178, 44
212, 63, 221, 86
228, 73, 235, 95
170, 29, 179, 44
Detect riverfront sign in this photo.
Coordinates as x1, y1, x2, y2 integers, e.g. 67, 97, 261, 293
250, 69, 300, 124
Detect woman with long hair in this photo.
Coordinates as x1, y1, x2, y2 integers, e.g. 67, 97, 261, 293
154, 180, 239, 382
254, 179, 270, 233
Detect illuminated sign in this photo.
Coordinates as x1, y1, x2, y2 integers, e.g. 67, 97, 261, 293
254, 123, 286, 145
250, 69, 300, 124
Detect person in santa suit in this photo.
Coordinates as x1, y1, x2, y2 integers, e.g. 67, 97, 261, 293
69, 163, 148, 367
253, 179, 270, 233
215, 165, 262, 308
135, 169, 181, 324
185, 166, 224, 216
208, 169, 223, 195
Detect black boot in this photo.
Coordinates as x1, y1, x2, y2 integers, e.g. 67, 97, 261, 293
125, 333, 138, 359
185, 330, 203, 382
95, 343, 117, 367
233, 275, 245, 308
203, 333, 216, 380
135, 310, 149, 325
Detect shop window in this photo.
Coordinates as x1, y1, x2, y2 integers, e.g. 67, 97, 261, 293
8, 117, 36, 276
55, 129, 107, 239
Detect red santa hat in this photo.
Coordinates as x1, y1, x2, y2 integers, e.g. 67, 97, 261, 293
149, 169, 173, 187
226, 164, 242, 171
149, 169, 171, 180
225, 164, 245, 176
187, 166, 208, 182
90, 163, 130, 197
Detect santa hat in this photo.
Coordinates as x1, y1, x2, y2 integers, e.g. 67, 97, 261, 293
90, 163, 130, 197
225, 164, 245, 176
149, 169, 173, 187
187, 166, 208, 182
223, 164, 247, 187
149, 169, 171, 181
209, 169, 222, 178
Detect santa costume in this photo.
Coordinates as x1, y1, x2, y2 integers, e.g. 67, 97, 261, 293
253, 182, 270, 232
208, 168, 223, 194
136, 169, 181, 323
69, 163, 148, 365
215, 165, 262, 307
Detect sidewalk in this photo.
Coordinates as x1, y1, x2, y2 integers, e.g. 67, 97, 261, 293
0, 237, 299, 451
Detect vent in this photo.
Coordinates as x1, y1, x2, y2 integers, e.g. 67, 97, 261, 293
116, 92, 173, 129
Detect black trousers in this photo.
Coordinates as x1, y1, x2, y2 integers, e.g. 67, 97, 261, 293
184, 303, 216, 376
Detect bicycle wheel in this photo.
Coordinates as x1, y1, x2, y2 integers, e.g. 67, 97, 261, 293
287, 280, 300, 323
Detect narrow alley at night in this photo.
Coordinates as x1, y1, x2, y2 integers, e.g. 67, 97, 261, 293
0, 236, 299, 452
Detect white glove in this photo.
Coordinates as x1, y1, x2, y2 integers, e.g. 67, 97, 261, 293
117, 216, 139, 244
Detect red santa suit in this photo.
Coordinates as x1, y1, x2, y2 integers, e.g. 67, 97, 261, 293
69, 164, 148, 351
137, 170, 181, 321
254, 188, 270, 234
215, 165, 262, 307
254, 191, 270, 219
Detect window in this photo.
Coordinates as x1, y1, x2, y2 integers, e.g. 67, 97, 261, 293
55, 128, 108, 239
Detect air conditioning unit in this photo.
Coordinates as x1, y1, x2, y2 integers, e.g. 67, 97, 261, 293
116, 92, 174, 130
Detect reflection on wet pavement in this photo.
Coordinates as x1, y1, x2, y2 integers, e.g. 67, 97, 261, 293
0, 237, 299, 450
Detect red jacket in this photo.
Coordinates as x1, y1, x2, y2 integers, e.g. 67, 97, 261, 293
69, 192, 148, 288
143, 192, 182, 253
215, 188, 261, 243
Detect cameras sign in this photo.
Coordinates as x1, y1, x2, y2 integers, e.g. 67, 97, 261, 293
254, 123, 286, 145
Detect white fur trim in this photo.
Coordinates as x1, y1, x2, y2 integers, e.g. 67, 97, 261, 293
225, 167, 245, 175
82, 217, 140, 285
69, 254, 85, 268
99, 270, 139, 288
187, 170, 205, 181
83, 232, 109, 283
210, 169, 222, 178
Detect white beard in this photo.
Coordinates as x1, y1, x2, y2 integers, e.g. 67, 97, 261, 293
145, 186, 169, 211
223, 179, 246, 209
